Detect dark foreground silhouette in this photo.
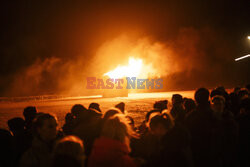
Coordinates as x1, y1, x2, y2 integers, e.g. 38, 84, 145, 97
1, 85, 250, 167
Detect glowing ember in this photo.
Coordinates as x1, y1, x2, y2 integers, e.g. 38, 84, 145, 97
104, 57, 143, 78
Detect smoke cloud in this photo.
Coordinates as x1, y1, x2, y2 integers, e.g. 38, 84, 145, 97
3, 26, 244, 97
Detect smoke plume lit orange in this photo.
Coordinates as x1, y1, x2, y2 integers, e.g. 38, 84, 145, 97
4, 28, 236, 97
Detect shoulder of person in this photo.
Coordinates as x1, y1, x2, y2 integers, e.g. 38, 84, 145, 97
19, 148, 39, 167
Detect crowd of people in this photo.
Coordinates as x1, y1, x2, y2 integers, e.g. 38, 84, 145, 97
0, 85, 250, 167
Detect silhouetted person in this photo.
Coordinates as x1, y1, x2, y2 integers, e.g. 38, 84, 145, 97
229, 92, 241, 116
153, 100, 168, 112
211, 89, 222, 98
186, 88, 219, 167
161, 114, 192, 167
88, 107, 102, 120
211, 95, 226, 119
170, 94, 185, 123
131, 113, 174, 167
3, 85, 250, 167
137, 109, 161, 135
20, 113, 58, 167
211, 95, 239, 167
0, 129, 13, 167
7, 117, 25, 136
7, 117, 30, 167
89, 103, 102, 114
103, 108, 122, 121
211, 87, 231, 111
238, 89, 249, 101
115, 102, 125, 113
183, 98, 196, 115
88, 114, 136, 167
71, 104, 88, 125
62, 113, 76, 135
71, 104, 88, 117
23, 106, 37, 130
53, 136, 85, 167
73, 107, 103, 156
237, 98, 250, 167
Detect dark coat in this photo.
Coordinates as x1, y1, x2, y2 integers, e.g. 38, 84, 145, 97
20, 137, 54, 167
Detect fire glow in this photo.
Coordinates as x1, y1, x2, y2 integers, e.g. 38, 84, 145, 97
104, 57, 143, 78
84, 56, 164, 90
103, 56, 159, 80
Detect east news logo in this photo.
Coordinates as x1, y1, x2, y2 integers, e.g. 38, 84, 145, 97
86, 77, 163, 89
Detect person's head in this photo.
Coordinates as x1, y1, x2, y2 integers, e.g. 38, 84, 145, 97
145, 109, 161, 123
210, 89, 222, 98
153, 100, 168, 111
238, 89, 249, 100
126, 116, 135, 130
101, 114, 134, 149
7, 117, 25, 135
239, 98, 250, 115
54, 135, 84, 158
172, 94, 183, 106
103, 108, 122, 121
115, 102, 125, 113
88, 108, 103, 120
183, 98, 196, 113
53, 135, 85, 167
65, 113, 74, 124
211, 95, 225, 113
216, 86, 226, 93
195, 88, 210, 105
149, 114, 174, 137
71, 104, 88, 118
23, 106, 37, 121
89, 103, 102, 113
33, 113, 58, 142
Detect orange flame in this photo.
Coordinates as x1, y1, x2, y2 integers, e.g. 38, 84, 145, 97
104, 57, 143, 78
104, 57, 158, 79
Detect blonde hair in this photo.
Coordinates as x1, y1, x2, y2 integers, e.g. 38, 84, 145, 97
101, 114, 135, 143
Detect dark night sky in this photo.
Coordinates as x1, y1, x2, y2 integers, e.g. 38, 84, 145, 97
0, 0, 249, 96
